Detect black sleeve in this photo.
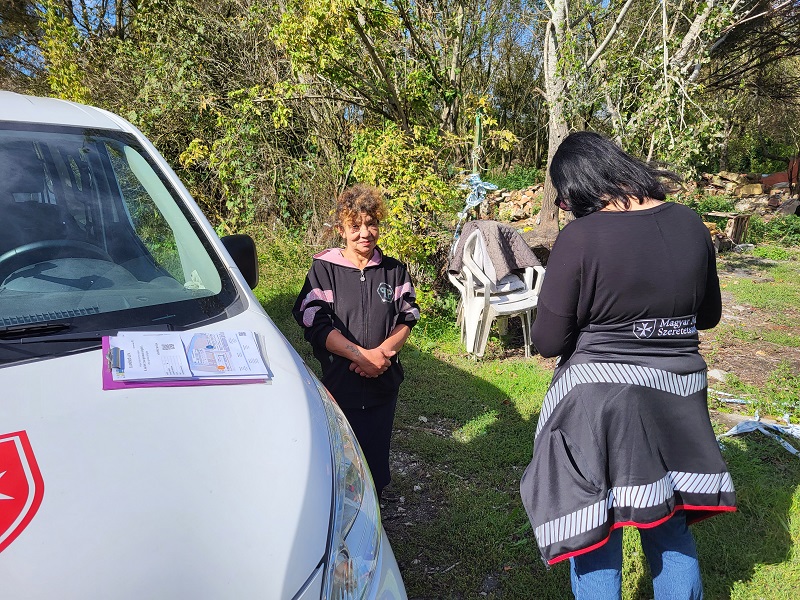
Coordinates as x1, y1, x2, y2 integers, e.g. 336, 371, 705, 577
530, 226, 582, 358
696, 235, 722, 330
394, 263, 420, 330
292, 262, 337, 350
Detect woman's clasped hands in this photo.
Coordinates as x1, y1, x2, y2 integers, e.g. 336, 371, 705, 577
350, 346, 396, 378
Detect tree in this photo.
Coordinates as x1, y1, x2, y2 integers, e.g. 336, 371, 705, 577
576, 1, 800, 167
274, 1, 460, 135
35, 0, 350, 229
26, 0, 800, 269
528, 0, 634, 250
530, 1, 800, 249
489, 13, 549, 168
272, 1, 520, 269
0, 0, 44, 92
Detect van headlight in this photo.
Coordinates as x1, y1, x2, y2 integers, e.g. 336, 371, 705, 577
307, 368, 382, 599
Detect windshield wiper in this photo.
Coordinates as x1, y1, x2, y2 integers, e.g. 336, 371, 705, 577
0, 322, 71, 340
16, 323, 173, 343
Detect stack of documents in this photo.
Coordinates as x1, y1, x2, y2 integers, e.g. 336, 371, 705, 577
104, 330, 270, 388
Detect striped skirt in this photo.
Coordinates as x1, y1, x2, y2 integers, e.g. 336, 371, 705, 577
521, 337, 736, 565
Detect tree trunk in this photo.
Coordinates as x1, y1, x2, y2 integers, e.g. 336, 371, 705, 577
719, 120, 733, 172
530, 0, 568, 251
440, 3, 464, 135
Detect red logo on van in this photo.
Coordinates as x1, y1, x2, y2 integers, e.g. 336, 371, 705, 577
0, 431, 44, 553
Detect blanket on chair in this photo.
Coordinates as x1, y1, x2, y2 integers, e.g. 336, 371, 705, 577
448, 220, 540, 288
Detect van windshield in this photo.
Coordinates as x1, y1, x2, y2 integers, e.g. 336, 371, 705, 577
0, 124, 240, 356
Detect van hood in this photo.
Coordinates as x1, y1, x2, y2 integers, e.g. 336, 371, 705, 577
0, 309, 332, 599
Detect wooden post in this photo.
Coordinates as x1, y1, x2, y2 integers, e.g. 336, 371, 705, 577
471, 107, 484, 174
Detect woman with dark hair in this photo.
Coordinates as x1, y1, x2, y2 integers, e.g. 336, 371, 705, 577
293, 184, 419, 498
520, 131, 735, 599
549, 131, 680, 218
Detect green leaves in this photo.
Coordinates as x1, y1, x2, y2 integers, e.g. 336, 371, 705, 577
352, 123, 459, 298
39, 0, 91, 102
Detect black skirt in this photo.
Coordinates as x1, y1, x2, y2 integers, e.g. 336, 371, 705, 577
520, 317, 736, 565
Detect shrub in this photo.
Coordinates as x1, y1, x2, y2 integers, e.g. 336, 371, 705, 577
751, 245, 793, 261
729, 361, 800, 420
676, 193, 735, 215
747, 215, 800, 247
351, 123, 461, 310
484, 165, 543, 190
675, 193, 736, 230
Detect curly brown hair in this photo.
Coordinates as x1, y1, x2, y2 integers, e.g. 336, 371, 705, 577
334, 184, 387, 229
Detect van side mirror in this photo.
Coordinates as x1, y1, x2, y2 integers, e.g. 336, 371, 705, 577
221, 234, 259, 289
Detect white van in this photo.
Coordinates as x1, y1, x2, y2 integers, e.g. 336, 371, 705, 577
0, 91, 407, 600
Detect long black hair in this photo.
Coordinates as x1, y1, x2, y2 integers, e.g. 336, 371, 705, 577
550, 131, 681, 218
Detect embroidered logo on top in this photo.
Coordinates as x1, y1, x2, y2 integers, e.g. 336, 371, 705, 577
633, 316, 698, 339
0, 431, 44, 554
633, 319, 657, 339
377, 282, 394, 303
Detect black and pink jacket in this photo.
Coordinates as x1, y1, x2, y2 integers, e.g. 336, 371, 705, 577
292, 247, 419, 409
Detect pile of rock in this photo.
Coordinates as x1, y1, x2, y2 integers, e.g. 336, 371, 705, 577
485, 184, 543, 222
698, 171, 768, 197
725, 190, 800, 218
698, 171, 800, 251
470, 169, 798, 234
698, 168, 799, 219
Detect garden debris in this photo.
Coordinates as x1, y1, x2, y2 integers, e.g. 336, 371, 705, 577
718, 416, 800, 458
699, 171, 763, 195
777, 197, 800, 216
700, 160, 798, 198
736, 183, 767, 197
703, 220, 735, 252
697, 167, 799, 228
710, 388, 749, 405
441, 562, 461, 575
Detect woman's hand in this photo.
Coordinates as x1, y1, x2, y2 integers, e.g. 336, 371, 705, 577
325, 327, 408, 378
350, 347, 395, 378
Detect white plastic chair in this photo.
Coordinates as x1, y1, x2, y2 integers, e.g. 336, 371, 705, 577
458, 229, 545, 357
447, 268, 467, 343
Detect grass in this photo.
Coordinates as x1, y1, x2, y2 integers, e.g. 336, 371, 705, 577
720, 364, 800, 421
254, 232, 800, 599
722, 246, 800, 312
730, 326, 800, 348
705, 248, 800, 422
751, 245, 795, 261
703, 435, 800, 600
722, 268, 800, 313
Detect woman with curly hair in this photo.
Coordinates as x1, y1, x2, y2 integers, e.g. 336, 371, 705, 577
293, 184, 419, 498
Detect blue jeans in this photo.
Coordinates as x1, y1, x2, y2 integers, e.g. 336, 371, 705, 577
570, 512, 703, 600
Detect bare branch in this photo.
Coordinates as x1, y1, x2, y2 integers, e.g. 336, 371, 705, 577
670, 1, 714, 68
350, 8, 409, 131
586, 0, 636, 68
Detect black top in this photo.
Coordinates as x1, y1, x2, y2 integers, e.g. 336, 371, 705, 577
292, 247, 420, 408
531, 202, 722, 358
